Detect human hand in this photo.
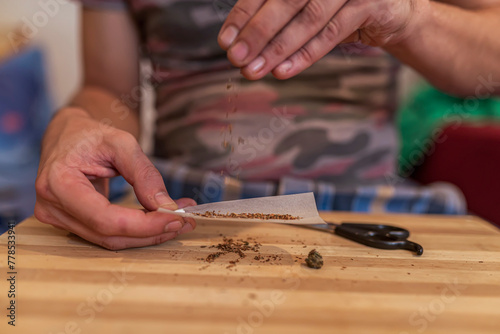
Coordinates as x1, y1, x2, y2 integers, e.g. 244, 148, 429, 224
218, 0, 428, 80
35, 108, 196, 250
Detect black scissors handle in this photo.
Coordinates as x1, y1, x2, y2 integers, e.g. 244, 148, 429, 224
333, 223, 424, 256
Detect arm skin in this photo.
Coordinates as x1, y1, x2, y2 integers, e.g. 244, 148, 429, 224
386, 0, 500, 96
35, 9, 196, 250
218, 0, 500, 97
72, 8, 142, 138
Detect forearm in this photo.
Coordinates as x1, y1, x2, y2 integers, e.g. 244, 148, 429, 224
386, 2, 500, 97
69, 86, 140, 139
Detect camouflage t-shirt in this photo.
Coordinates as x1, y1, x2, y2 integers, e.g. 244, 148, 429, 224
82, 0, 400, 187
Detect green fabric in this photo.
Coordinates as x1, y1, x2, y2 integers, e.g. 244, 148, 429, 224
397, 83, 500, 175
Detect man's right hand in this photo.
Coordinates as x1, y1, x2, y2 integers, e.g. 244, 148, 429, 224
34, 108, 196, 250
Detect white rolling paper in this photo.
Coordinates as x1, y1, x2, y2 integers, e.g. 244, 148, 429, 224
158, 192, 325, 225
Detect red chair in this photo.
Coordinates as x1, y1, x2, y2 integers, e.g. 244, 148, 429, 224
412, 123, 500, 228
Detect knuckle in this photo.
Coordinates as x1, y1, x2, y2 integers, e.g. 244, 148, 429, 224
153, 235, 167, 245
248, 22, 271, 42
299, 0, 326, 26
47, 165, 66, 187
112, 216, 130, 236
35, 175, 50, 199
137, 163, 161, 184
283, 0, 309, 10
268, 38, 287, 58
323, 19, 342, 42
297, 46, 315, 64
231, 4, 253, 21
34, 203, 51, 224
111, 130, 138, 149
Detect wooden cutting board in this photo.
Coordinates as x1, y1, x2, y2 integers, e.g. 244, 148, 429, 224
1, 211, 500, 334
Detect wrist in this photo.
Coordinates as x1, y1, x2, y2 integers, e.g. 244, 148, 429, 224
386, 0, 432, 49
51, 106, 91, 124
41, 107, 94, 157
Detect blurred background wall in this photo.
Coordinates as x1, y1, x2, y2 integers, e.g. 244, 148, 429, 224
0, 0, 160, 152
0, 0, 81, 109
0, 1, 82, 229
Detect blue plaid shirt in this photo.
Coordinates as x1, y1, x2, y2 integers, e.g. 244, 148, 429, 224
153, 159, 466, 215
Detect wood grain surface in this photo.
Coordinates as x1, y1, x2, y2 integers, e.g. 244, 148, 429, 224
1, 211, 500, 334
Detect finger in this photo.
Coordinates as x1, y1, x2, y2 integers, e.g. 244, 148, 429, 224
40, 198, 189, 250
225, 0, 310, 67
99, 232, 179, 250
174, 197, 198, 209
50, 167, 186, 238
241, 0, 348, 79
218, 0, 267, 50
107, 132, 177, 211
272, 2, 368, 80
99, 217, 195, 250
161, 198, 197, 232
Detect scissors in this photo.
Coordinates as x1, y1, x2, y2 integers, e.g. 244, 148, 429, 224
297, 222, 424, 256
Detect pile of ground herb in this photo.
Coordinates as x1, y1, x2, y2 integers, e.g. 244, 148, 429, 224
202, 236, 284, 269
205, 237, 260, 264
305, 249, 323, 269
193, 211, 301, 220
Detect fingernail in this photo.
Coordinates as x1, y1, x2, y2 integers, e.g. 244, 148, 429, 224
178, 222, 194, 235
164, 220, 183, 232
277, 60, 293, 74
248, 56, 265, 73
230, 41, 249, 62
220, 25, 239, 48
155, 192, 178, 210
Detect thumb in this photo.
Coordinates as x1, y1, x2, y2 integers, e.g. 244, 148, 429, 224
108, 133, 178, 211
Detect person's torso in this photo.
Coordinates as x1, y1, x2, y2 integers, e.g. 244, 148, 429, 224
127, 0, 399, 186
